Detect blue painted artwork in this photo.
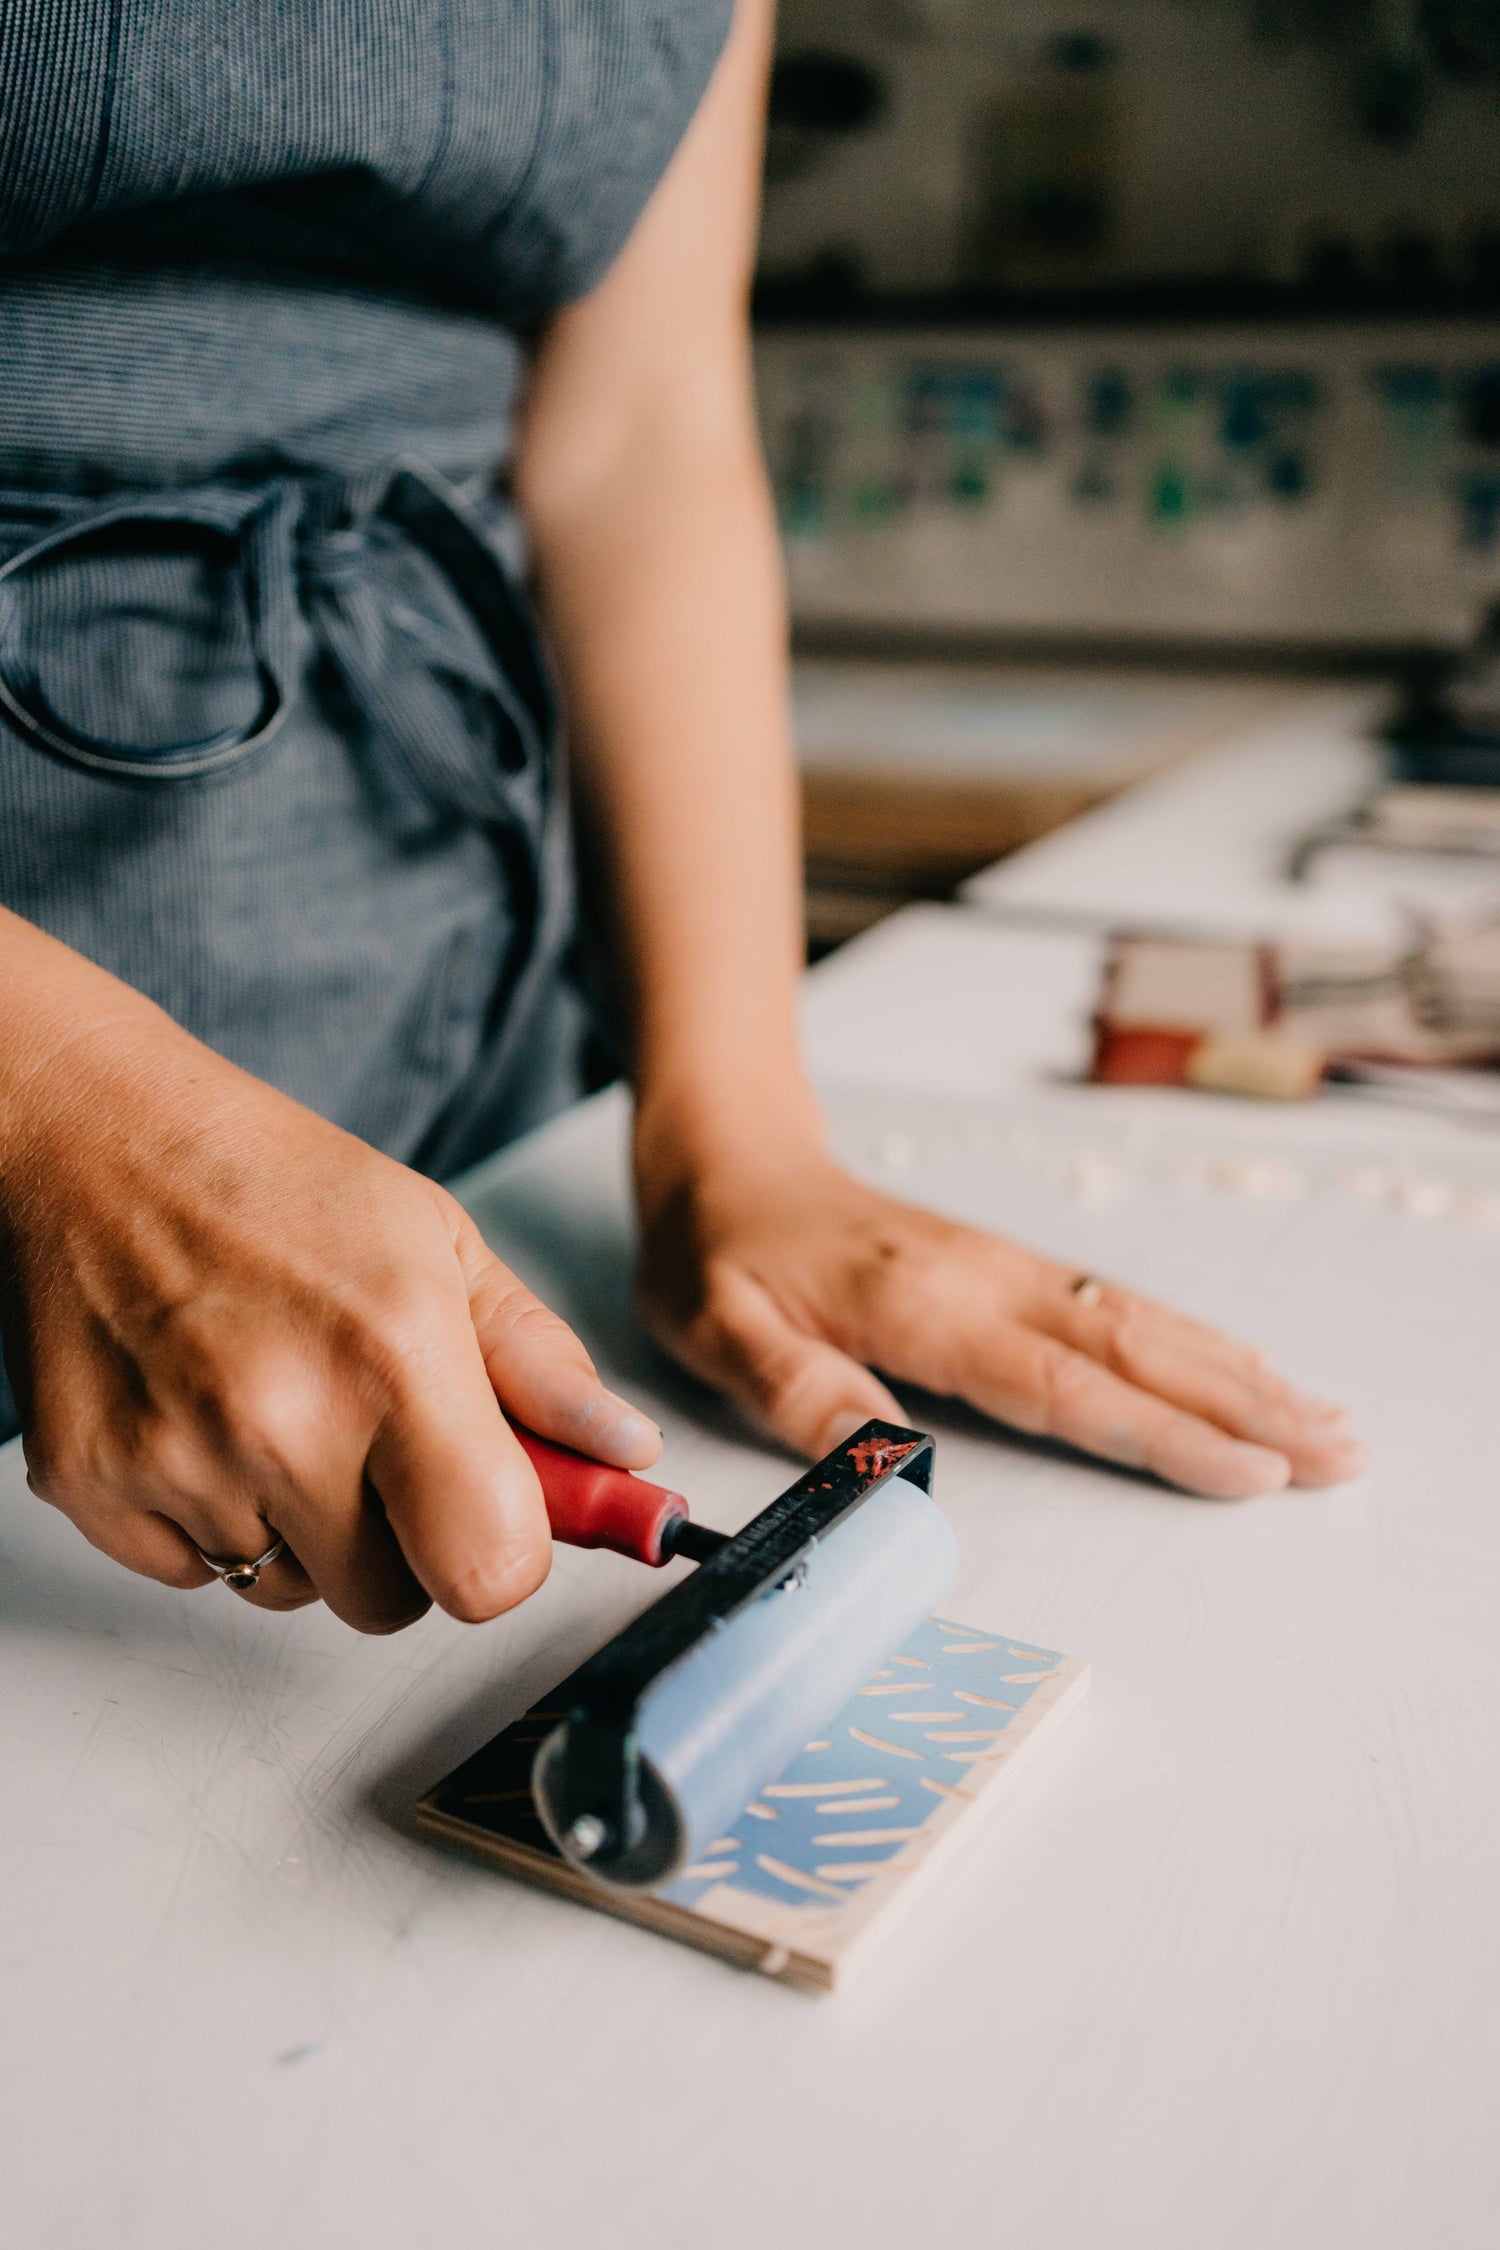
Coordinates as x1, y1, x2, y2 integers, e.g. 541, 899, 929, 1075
657, 1617, 1065, 1911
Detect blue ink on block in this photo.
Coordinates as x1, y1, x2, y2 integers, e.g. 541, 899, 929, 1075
660, 1618, 1064, 1910
419, 1613, 1087, 1987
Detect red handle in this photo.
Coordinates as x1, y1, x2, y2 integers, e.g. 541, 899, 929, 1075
513, 1425, 689, 1567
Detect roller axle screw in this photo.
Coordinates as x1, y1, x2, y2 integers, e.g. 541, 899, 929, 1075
567, 1814, 609, 1860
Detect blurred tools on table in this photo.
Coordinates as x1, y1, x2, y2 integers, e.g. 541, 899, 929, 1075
1089, 920, 1500, 1116
1381, 607, 1500, 788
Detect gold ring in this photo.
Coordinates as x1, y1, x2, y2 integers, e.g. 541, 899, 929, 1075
195, 1537, 286, 1592
1070, 1273, 1106, 1308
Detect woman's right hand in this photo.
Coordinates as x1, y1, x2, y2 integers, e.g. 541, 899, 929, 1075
0, 912, 661, 1632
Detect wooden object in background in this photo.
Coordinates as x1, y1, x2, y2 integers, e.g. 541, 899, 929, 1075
417, 1617, 1088, 1993
795, 662, 1297, 950
803, 767, 1105, 882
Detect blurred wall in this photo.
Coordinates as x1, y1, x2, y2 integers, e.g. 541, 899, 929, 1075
761, 1, 1500, 302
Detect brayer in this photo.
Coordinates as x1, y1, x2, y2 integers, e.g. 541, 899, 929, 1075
512, 1418, 956, 1891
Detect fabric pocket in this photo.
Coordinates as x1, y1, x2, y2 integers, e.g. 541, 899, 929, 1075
0, 482, 300, 781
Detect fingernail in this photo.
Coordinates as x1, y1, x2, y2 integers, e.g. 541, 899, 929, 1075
1226, 1442, 1292, 1495
614, 1409, 661, 1452
814, 1408, 874, 1458
1307, 1437, 1370, 1482
1290, 1391, 1352, 1425
1271, 1404, 1353, 1441
600, 1393, 661, 1451
566, 1393, 660, 1456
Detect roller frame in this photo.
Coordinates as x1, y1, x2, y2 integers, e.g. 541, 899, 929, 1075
549, 1418, 935, 1865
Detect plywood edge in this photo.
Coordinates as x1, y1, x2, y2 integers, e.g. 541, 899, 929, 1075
412, 1802, 836, 1993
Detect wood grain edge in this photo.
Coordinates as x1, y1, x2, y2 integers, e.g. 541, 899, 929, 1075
412, 1803, 837, 1994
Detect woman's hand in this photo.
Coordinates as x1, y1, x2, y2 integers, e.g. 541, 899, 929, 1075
0, 926, 659, 1632
636, 1139, 1366, 1501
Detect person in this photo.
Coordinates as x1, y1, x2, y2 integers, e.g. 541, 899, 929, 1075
0, 0, 1364, 1637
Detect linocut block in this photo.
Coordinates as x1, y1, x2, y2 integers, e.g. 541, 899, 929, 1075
416, 1618, 1088, 1992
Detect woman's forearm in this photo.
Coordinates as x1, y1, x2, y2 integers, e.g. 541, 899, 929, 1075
515, 0, 811, 1186
523, 424, 819, 1179
0, 908, 184, 1185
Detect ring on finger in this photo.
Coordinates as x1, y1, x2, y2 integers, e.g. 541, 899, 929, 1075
195, 1537, 286, 1592
1069, 1272, 1107, 1308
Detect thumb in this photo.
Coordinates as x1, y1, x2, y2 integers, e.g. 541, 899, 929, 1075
366, 1357, 552, 1626
450, 1207, 662, 1471
686, 1263, 905, 1460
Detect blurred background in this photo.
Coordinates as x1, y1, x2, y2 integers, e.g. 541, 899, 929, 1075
750, 0, 1500, 955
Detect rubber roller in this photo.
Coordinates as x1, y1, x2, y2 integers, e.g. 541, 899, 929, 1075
518, 1418, 956, 1892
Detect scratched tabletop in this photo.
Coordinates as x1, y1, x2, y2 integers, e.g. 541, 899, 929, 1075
3, 904, 1498, 2250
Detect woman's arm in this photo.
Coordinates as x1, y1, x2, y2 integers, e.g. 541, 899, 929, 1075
516, 0, 1365, 1498
516, 0, 808, 1175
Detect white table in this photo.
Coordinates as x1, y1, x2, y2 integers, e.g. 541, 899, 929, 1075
960, 685, 1414, 941
4, 906, 1499, 2250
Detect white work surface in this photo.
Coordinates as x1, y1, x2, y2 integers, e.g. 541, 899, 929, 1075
5, 907, 1499, 2250
960, 683, 1421, 941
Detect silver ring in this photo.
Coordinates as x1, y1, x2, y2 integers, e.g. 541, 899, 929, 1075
1070, 1273, 1106, 1308
195, 1537, 286, 1592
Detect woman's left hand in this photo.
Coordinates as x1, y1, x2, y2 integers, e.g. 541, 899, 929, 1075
636, 1146, 1366, 1501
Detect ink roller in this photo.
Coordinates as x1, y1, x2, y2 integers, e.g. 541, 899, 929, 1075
513, 1418, 957, 1891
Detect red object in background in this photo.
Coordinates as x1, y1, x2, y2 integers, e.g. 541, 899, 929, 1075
512, 1425, 689, 1567
1091, 1025, 1201, 1085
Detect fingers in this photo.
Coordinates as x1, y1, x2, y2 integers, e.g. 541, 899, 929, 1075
451, 1208, 661, 1469
891, 1260, 1360, 1498
956, 1328, 1297, 1499
227, 1309, 550, 1629
29, 1472, 217, 1590
668, 1260, 905, 1459
31, 1357, 425, 1632
851, 1225, 1365, 1493
1035, 1275, 1366, 1488
364, 1319, 552, 1625
199, 1543, 322, 1614
123, 1378, 420, 1631
25, 1246, 566, 1633
134, 1252, 559, 1628
29, 1446, 322, 1610
11, 1078, 601, 1632
240, 1486, 424, 1631
176, 1532, 321, 1614
661, 1242, 1292, 1495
